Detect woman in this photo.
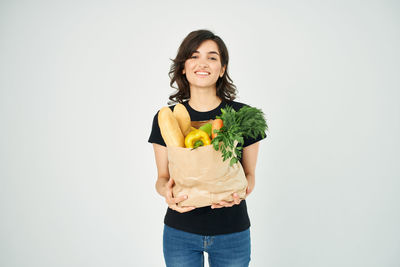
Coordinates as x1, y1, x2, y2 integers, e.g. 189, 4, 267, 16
148, 29, 266, 267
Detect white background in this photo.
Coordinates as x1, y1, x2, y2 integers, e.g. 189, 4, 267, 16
1, 0, 399, 266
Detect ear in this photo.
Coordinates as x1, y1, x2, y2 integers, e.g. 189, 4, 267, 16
220, 65, 226, 77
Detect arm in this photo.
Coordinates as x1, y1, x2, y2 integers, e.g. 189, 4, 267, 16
241, 141, 260, 196
152, 143, 169, 198
152, 143, 195, 213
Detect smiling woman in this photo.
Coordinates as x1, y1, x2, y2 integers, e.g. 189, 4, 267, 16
148, 29, 267, 267
182, 40, 226, 91
167, 30, 237, 106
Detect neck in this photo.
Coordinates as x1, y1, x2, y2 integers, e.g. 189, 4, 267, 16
188, 87, 222, 112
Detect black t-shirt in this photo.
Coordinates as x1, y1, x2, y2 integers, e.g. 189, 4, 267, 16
148, 99, 266, 235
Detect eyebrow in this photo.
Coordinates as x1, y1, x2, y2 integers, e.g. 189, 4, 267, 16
193, 50, 220, 56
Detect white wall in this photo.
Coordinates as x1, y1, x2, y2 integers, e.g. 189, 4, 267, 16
1, 0, 399, 266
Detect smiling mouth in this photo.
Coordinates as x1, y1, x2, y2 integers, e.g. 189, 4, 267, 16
195, 71, 210, 76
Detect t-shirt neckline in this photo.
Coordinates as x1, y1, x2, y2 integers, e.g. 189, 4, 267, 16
184, 99, 225, 115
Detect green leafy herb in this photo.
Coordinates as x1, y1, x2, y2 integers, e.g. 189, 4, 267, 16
211, 105, 268, 166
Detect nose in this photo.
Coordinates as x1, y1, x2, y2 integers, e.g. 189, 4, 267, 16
198, 57, 209, 67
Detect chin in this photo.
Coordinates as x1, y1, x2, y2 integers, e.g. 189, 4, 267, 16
191, 80, 218, 87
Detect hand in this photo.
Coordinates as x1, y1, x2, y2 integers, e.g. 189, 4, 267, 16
211, 193, 242, 209
246, 178, 255, 196
165, 178, 196, 213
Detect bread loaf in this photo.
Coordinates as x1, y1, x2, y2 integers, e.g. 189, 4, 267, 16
158, 107, 185, 147
173, 103, 192, 136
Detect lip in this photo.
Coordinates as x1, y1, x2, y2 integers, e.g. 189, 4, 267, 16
195, 71, 210, 77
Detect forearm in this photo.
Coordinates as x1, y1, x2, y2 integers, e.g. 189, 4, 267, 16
245, 173, 255, 196
245, 173, 255, 184
155, 177, 169, 198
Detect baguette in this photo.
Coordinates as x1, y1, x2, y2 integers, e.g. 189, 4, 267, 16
173, 103, 192, 136
158, 106, 185, 147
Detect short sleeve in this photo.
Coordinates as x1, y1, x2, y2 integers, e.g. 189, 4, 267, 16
238, 103, 267, 148
148, 111, 166, 147
242, 133, 266, 148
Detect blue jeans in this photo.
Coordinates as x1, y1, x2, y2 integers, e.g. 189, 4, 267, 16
163, 224, 251, 267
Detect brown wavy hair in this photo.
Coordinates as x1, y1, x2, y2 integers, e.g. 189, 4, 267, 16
167, 29, 237, 105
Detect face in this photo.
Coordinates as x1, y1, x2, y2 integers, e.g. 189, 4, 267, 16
182, 40, 226, 90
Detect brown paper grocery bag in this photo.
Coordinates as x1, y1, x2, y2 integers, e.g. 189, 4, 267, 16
167, 120, 248, 208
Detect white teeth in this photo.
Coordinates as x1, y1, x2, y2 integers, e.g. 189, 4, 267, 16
196, 72, 209, 75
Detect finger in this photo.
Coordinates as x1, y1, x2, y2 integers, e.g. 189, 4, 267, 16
233, 193, 240, 205
173, 195, 188, 204
219, 201, 234, 207
165, 187, 173, 202
167, 178, 174, 188
211, 202, 226, 208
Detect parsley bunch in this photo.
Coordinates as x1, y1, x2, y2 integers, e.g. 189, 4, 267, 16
211, 105, 268, 166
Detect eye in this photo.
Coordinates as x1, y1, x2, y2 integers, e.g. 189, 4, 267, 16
209, 57, 217, 60
190, 55, 198, 59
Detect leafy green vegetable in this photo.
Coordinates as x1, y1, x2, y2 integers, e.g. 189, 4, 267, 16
211, 105, 268, 166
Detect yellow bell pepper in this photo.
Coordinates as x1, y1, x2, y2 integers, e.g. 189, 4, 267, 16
185, 129, 211, 149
